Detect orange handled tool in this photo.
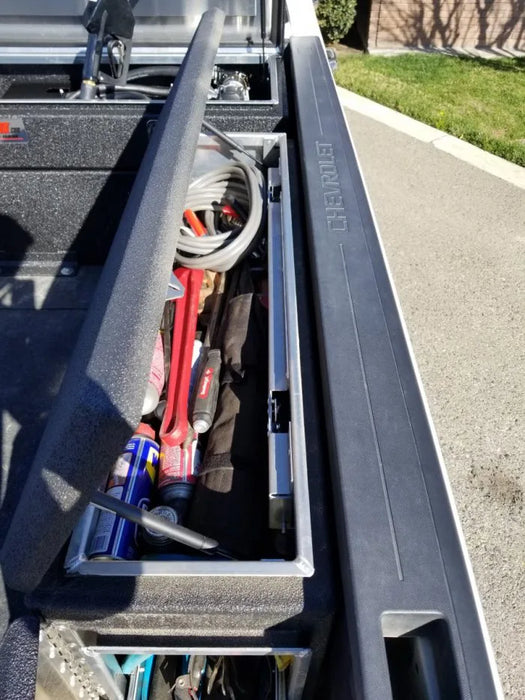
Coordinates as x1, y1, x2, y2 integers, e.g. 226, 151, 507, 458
184, 209, 207, 237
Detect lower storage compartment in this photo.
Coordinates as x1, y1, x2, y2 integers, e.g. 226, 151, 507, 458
36, 625, 311, 700
64, 133, 313, 578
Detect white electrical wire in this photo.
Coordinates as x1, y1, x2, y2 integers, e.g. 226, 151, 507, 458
175, 162, 265, 272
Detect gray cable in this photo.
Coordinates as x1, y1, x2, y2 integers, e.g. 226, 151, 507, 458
202, 120, 264, 167
98, 83, 170, 97
127, 66, 178, 81
175, 162, 265, 272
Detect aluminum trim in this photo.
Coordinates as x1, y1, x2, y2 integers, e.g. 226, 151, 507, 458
0, 45, 279, 64
268, 166, 288, 391
278, 140, 315, 576
84, 645, 311, 657
74, 558, 309, 576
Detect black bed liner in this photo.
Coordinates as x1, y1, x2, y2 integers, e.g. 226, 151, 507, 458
290, 35, 499, 700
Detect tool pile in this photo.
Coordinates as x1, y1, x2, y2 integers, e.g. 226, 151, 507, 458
82, 153, 281, 563
124, 653, 289, 699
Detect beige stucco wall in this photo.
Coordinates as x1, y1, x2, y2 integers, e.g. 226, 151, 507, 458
368, 0, 525, 49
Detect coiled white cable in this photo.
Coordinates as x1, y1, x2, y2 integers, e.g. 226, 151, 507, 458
175, 162, 265, 272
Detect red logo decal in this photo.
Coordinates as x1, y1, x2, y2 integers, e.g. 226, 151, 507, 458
198, 367, 214, 399
0, 122, 9, 134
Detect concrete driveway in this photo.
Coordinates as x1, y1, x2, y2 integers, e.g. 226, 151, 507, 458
344, 108, 525, 699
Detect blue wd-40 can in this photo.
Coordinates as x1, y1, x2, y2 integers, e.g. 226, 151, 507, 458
89, 423, 159, 560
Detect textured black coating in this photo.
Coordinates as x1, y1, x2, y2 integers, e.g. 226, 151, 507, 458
0, 99, 283, 265
290, 36, 499, 700
203, 103, 285, 134
0, 61, 285, 266
0, 616, 40, 700
0, 312, 88, 556
0, 171, 135, 265
1, 8, 226, 593
0, 270, 99, 625
0, 102, 154, 169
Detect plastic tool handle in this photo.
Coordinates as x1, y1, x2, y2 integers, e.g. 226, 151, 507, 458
184, 209, 207, 237
160, 267, 204, 446
91, 491, 219, 552
192, 348, 222, 433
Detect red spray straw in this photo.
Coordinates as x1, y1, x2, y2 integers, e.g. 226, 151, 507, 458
183, 209, 207, 237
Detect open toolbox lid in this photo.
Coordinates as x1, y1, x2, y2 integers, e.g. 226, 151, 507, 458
0, 0, 283, 53
0, 7, 229, 594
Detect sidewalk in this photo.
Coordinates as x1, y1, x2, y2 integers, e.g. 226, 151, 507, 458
343, 107, 525, 699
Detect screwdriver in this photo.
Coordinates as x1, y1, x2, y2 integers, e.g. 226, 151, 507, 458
192, 349, 222, 433
191, 273, 226, 434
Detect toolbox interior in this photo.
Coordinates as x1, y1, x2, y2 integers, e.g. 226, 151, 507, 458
62, 133, 314, 577
0, 58, 275, 103
35, 633, 311, 700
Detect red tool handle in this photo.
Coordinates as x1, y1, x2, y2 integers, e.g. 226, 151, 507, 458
160, 266, 204, 446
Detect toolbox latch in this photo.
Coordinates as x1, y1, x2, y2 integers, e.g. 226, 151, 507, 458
270, 390, 290, 433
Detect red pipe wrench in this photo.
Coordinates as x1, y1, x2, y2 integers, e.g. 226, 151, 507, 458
160, 266, 203, 446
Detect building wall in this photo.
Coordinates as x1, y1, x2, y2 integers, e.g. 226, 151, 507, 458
368, 0, 525, 49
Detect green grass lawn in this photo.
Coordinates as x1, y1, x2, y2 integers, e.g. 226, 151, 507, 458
335, 53, 525, 167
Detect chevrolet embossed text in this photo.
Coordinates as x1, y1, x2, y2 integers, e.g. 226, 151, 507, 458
316, 141, 348, 232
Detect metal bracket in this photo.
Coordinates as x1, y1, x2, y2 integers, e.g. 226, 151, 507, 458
166, 270, 185, 301
39, 624, 126, 700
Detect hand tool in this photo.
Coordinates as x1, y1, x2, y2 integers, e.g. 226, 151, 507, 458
90, 491, 220, 554
202, 119, 263, 168
174, 655, 207, 700
160, 267, 203, 446
191, 273, 226, 434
